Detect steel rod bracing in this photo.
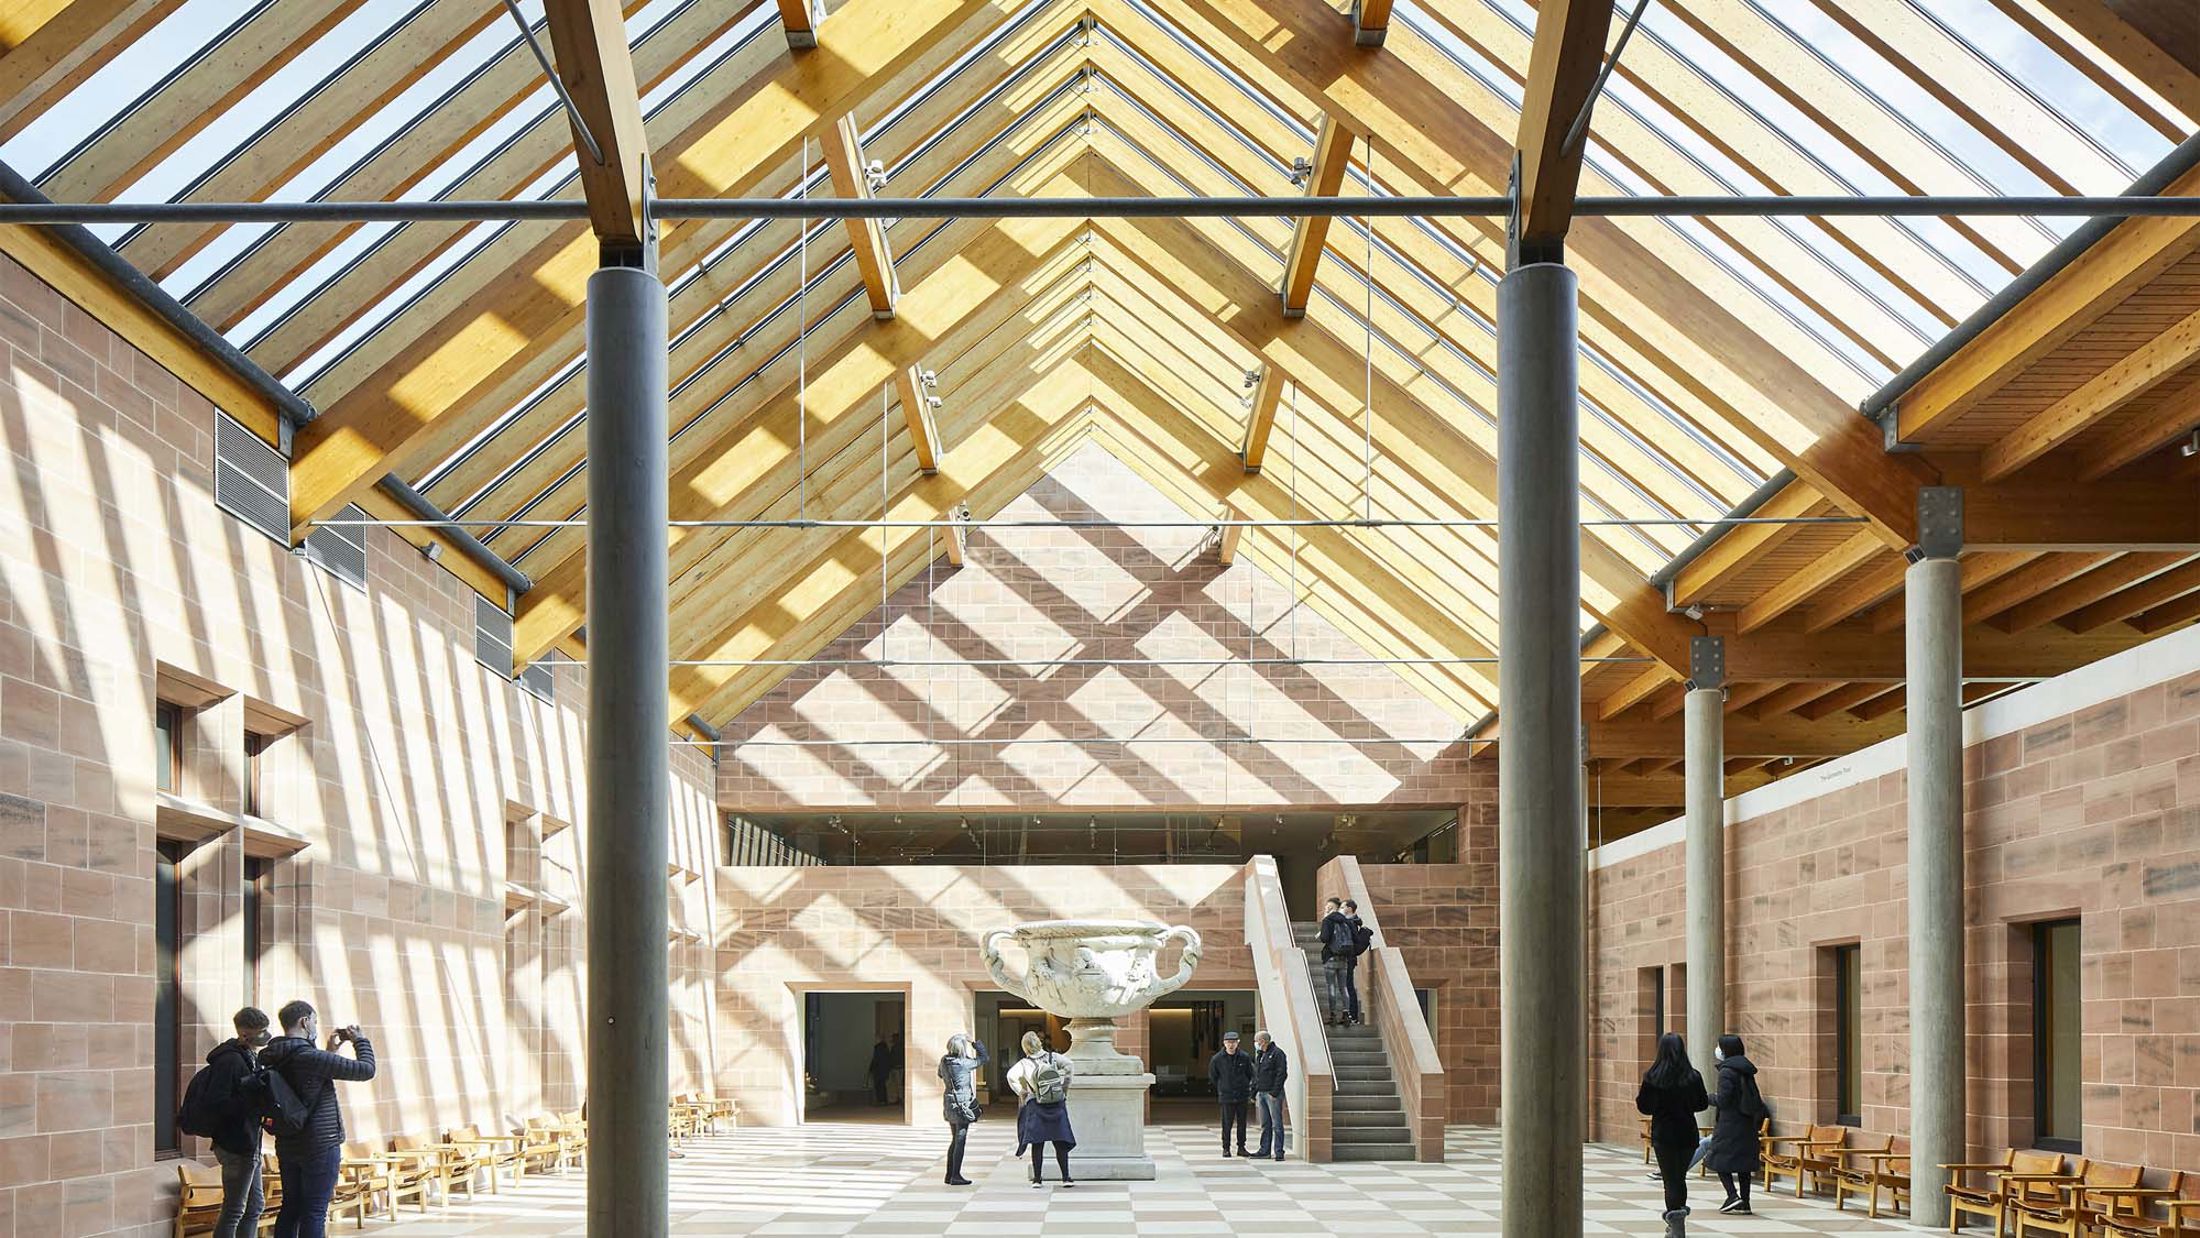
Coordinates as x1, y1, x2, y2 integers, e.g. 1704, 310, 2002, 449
678, 735, 1495, 747
668, 655, 1656, 667
3, 195, 2200, 225
310, 514, 1868, 530
497, 0, 604, 166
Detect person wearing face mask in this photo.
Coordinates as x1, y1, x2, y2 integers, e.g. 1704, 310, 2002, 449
258, 1000, 376, 1238
201, 1007, 272, 1238
1703, 1033, 1769, 1215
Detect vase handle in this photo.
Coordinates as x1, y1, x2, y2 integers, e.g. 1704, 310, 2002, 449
1151, 924, 1204, 1001
981, 928, 1028, 1002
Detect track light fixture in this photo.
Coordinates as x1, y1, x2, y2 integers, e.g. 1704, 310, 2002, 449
1287, 156, 1313, 187
863, 159, 887, 192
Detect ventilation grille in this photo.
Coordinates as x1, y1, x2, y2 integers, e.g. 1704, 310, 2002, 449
475, 593, 513, 674
302, 504, 368, 590
518, 658, 555, 703
213, 413, 288, 544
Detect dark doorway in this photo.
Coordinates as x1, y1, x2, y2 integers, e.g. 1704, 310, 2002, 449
1148, 989, 1256, 1125
973, 990, 1065, 1107
801, 992, 906, 1123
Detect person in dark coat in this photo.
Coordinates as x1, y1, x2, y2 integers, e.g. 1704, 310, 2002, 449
1703, 1033, 1768, 1215
1009, 1030, 1076, 1187
1251, 1030, 1290, 1161
204, 1007, 272, 1238
257, 1000, 375, 1238
1636, 1032, 1709, 1236
869, 1037, 893, 1105
1208, 1030, 1255, 1157
937, 1034, 988, 1186
1318, 898, 1357, 1026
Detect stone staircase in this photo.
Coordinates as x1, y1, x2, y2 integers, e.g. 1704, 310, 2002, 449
1292, 921, 1415, 1162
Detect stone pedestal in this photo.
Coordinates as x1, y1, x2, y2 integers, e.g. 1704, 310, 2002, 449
1062, 1016, 1158, 1180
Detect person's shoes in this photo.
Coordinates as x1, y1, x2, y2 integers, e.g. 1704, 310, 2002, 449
1061, 1178, 1076, 1189
1662, 1207, 1687, 1237
1719, 1198, 1750, 1214
1220, 1147, 1232, 1158
1273, 1155, 1285, 1163
945, 1176, 972, 1186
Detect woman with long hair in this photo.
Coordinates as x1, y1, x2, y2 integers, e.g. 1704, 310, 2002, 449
1704, 1033, 1769, 1215
937, 1033, 987, 1186
1636, 1033, 1708, 1236
1006, 1030, 1077, 1188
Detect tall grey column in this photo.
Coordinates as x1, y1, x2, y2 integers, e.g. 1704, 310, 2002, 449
586, 264, 671, 1238
1684, 637, 1725, 1107
1906, 488, 1965, 1227
1497, 261, 1583, 1236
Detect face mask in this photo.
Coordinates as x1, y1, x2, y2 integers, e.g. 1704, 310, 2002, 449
1714, 1047, 1726, 1061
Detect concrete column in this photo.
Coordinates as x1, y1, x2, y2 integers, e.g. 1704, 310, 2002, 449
1496, 261, 1583, 1236
1907, 549, 1965, 1225
585, 264, 671, 1238
1684, 638, 1725, 1108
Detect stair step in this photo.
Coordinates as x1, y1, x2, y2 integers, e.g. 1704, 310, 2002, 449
1333, 1077, 1398, 1095
1332, 1144, 1418, 1162
1332, 1093, 1403, 1113
1331, 1052, 1389, 1068
1334, 1066, 1394, 1083
1334, 1109, 1409, 1129
1332, 1127, 1413, 1146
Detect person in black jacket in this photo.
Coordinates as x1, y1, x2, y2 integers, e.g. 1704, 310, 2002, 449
1250, 1031, 1290, 1161
1704, 1033, 1767, 1215
1317, 898, 1357, 1026
258, 1000, 375, 1238
1635, 1032, 1709, 1236
204, 1007, 272, 1238
1208, 1030, 1255, 1157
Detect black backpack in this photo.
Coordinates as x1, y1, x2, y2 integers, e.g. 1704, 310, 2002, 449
1350, 922, 1374, 956
236, 1063, 313, 1137
174, 1064, 230, 1138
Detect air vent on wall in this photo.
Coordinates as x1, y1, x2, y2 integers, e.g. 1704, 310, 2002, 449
475, 593, 514, 675
302, 504, 368, 591
213, 412, 288, 544
519, 658, 555, 704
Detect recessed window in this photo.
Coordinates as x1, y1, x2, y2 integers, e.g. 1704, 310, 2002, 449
245, 858, 273, 1006
155, 840, 185, 1156
1833, 944, 1861, 1126
156, 702, 182, 794
2033, 919, 2082, 1152
244, 730, 272, 817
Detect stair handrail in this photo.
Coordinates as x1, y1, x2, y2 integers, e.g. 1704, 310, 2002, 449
1320, 855, 1447, 1163
1244, 855, 1334, 1162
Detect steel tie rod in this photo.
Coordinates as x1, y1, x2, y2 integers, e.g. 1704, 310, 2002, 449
310, 515, 1869, 530
2, 195, 2199, 225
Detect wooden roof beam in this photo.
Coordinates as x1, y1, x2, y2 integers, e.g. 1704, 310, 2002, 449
1991, 552, 2190, 633
2026, 0, 2200, 121
822, 111, 900, 319
777, 0, 820, 49
2062, 558, 2200, 631
1667, 479, 1826, 605
542, 0, 653, 255
895, 362, 943, 474
1510, 0, 1616, 262
1239, 365, 1284, 471
2076, 366, 2200, 481
1965, 478, 2200, 551
1216, 520, 1245, 566
1279, 113, 1354, 319
1735, 530, 1880, 634
1980, 306, 2200, 481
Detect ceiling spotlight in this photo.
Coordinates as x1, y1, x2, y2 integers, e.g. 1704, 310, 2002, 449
2181, 428, 2199, 458
863, 159, 888, 192
1242, 368, 1263, 390
1287, 156, 1314, 187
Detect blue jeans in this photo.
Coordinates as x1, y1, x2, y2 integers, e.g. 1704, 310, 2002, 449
212, 1144, 263, 1238
1324, 957, 1360, 1020
1255, 1092, 1286, 1158
273, 1143, 342, 1238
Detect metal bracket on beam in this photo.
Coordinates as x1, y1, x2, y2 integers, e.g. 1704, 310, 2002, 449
1911, 486, 1963, 562
1686, 635, 1725, 692
1875, 402, 1923, 453
1351, 0, 1388, 46
1504, 152, 1562, 268
599, 156, 658, 274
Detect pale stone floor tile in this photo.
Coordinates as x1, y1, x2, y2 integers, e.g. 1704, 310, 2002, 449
368, 1123, 1949, 1236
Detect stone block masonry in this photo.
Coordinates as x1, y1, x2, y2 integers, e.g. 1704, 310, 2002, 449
0, 253, 720, 1236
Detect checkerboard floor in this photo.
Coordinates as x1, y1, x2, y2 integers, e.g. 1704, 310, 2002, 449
364, 1125, 1938, 1234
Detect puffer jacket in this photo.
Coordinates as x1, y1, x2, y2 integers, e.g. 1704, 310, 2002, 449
938, 1040, 988, 1124
1704, 1055, 1767, 1173
257, 1034, 375, 1156
200, 1039, 263, 1156
1252, 1044, 1289, 1095
1209, 1048, 1255, 1103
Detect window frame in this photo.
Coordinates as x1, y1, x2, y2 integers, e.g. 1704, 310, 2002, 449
154, 839, 186, 1157
2031, 918, 2083, 1154
156, 701, 183, 794
1833, 942, 1862, 1127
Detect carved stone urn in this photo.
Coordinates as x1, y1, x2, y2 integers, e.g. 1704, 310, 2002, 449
981, 918, 1203, 1179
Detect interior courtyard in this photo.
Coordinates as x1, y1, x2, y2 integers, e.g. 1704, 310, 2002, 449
0, 0, 2197, 1235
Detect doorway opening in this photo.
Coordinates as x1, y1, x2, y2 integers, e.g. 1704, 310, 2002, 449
1148, 989, 1257, 1125
801, 991, 907, 1124
973, 990, 1067, 1108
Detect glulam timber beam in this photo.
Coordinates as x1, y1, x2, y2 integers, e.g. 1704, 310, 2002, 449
1216, 520, 1245, 566
542, 0, 653, 254
1667, 480, 1826, 605
777, 0, 820, 48
1965, 478, 2200, 551
823, 112, 899, 319
1510, 0, 1616, 262
1239, 366, 1284, 471
895, 362, 942, 473
1893, 162, 2200, 445
2076, 366, 2200, 480
1597, 666, 1672, 720
1990, 552, 2189, 633
1980, 306, 2200, 480
1735, 530, 1879, 634
1279, 114, 1353, 318
943, 505, 969, 567
1351, 0, 1392, 47
2062, 558, 2200, 631
2029, 0, 2200, 119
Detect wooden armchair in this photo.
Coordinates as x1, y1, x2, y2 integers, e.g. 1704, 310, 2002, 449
2012, 1161, 2142, 1238
175, 1161, 226, 1238
1832, 1134, 1910, 1218
2104, 1172, 2199, 1237
446, 1123, 526, 1191
382, 1136, 454, 1212
519, 1116, 568, 1176
553, 1109, 589, 1169
339, 1141, 394, 1218
1948, 1150, 2063, 1235
1764, 1123, 1850, 1197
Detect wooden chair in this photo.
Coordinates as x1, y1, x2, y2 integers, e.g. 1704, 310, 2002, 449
427, 1129, 492, 1201
175, 1161, 226, 1238
339, 1141, 395, 1218
381, 1136, 449, 1213
447, 1123, 526, 1191
1832, 1134, 1910, 1218
553, 1109, 590, 1169
1948, 1150, 2063, 1235
261, 1150, 360, 1231
2104, 1172, 2200, 1237
2012, 1161, 2142, 1238
519, 1116, 568, 1176
1764, 1123, 1849, 1197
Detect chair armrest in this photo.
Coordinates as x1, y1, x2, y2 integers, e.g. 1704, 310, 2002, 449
1761, 1135, 1812, 1146
1942, 1162, 2018, 1172
2161, 1200, 2200, 1215
2000, 1173, 2084, 1183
